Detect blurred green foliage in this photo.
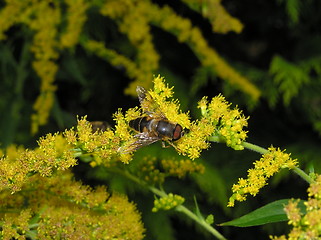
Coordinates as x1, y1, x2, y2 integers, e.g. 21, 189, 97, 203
1, 0, 321, 239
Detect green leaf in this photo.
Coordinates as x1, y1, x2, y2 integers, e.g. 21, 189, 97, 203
193, 196, 201, 218
205, 214, 214, 225
219, 199, 305, 227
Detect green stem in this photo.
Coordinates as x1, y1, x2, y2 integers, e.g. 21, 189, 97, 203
241, 141, 269, 155
176, 205, 227, 240
209, 136, 269, 155
209, 136, 313, 184
113, 168, 226, 240
292, 167, 313, 184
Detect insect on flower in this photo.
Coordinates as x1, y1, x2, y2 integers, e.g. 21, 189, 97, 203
121, 86, 185, 152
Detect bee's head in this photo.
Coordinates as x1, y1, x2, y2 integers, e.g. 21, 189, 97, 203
172, 124, 184, 141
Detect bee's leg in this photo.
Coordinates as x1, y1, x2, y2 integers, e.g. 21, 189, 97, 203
162, 141, 178, 150
161, 141, 172, 148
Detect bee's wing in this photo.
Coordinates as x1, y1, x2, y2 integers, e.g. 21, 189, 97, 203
136, 86, 166, 119
119, 132, 160, 153
136, 86, 148, 106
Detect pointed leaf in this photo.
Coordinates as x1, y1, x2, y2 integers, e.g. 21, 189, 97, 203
193, 196, 202, 219
220, 199, 305, 227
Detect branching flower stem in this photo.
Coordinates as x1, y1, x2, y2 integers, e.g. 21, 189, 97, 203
209, 135, 313, 184
111, 168, 227, 240
292, 167, 313, 184
175, 205, 227, 240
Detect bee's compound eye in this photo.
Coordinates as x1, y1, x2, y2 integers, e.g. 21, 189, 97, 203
172, 124, 183, 141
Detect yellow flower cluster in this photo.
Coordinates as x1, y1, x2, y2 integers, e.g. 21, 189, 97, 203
100, 0, 159, 95
175, 118, 213, 159
136, 156, 166, 185
134, 156, 204, 185
181, 0, 243, 34
145, 75, 191, 129
228, 147, 298, 207
1, 209, 31, 240
175, 94, 248, 159
91, 0, 257, 99
0, 171, 145, 240
146, 2, 260, 100
0, 1, 90, 133
60, 0, 89, 48
66, 114, 142, 165
152, 193, 185, 212
161, 158, 205, 178
83, 40, 147, 83
0, 133, 77, 193
1, 111, 143, 193
271, 174, 321, 239
27, 1, 61, 134
199, 95, 248, 150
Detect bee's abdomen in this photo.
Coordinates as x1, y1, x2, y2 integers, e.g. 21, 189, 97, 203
129, 117, 150, 132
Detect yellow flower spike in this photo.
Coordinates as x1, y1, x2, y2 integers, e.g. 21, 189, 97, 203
74, 116, 136, 165
177, 91, 249, 158
153, 75, 174, 97
228, 147, 298, 207
76, 116, 93, 144
63, 128, 79, 147
145, 75, 191, 129
113, 109, 133, 142
59, 0, 89, 48
197, 96, 208, 116
137, 157, 165, 185
124, 106, 142, 122
161, 158, 205, 178
271, 176, 321, 239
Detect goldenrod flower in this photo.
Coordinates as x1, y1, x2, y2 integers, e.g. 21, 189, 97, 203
176, 93, 248, 159
271, 174, 321, 240
161, 158, 205, 178
100, 0, 159, 95
135, 156, 166, 185
228, 147, 298, 207
144, 75, 191, 129
1, 209, 32, 239
59, 0, 89, 48
0, 171, 145, 239
181, 0, 243, 34
133, 156, 205, 185
152, 193, 185, 212
146, 2, 260, 100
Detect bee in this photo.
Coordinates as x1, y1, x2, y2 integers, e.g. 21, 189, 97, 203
124, 86, 184, 152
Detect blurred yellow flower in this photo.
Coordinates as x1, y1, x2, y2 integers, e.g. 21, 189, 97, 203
271, 174, 321, 239
152, 193, 185, 212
